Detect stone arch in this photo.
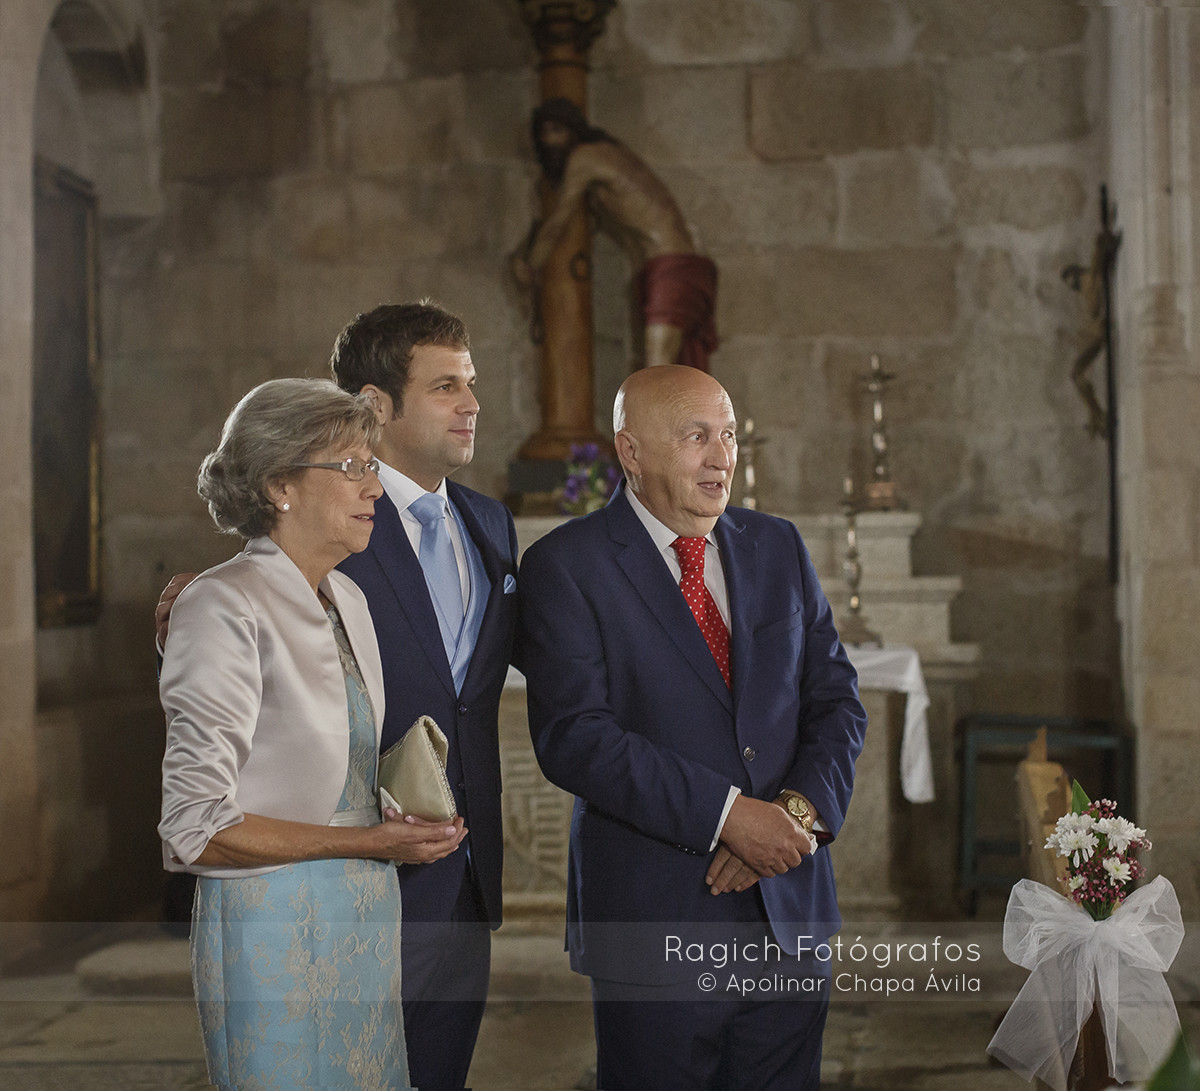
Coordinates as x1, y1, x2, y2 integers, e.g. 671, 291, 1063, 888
33, 0, 157, 697
0, 0, 155, 949
37, 0, 158, 216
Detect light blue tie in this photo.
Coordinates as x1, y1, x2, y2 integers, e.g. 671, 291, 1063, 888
410, 492, 464, 663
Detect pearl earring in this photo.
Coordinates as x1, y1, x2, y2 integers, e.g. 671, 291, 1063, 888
281, 503, 290, 512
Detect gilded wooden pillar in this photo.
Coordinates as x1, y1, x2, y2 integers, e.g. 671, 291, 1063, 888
517, 0, 614, 461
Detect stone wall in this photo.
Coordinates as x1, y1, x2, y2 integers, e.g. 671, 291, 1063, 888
590, 0, 1113, 718
0, 0, 54, 938
1, 0, 166, 948
117, 0, 539, 625
108, 0, 1113, 721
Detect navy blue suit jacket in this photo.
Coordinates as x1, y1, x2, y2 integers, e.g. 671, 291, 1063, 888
338, 481, 519, 927
519, 490, 866, 981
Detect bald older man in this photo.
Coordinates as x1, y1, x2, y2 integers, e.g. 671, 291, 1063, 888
518, 366, 866, 1090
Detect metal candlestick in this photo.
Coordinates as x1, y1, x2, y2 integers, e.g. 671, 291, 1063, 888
839, 476, 882, 647
739, 417, 767, 510
861, 354, 904, 511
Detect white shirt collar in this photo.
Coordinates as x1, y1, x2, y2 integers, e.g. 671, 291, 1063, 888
376, 461, 449, 513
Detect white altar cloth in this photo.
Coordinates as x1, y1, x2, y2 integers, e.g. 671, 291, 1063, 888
846, 643, 933, 803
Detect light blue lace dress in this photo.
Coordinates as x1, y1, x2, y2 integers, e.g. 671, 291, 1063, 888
190, 606, 409, 1089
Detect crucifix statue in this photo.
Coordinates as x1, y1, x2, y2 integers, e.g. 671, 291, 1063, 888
513, 99, 718, 374
512, 0, 614, 463
512, 0, 718, 467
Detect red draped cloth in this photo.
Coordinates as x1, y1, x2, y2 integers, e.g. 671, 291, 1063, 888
637, 254, 719, 371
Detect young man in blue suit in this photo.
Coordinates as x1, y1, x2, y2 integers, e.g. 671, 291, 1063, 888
330, 302, 518, 1091
157, 302, 518, 1090
519, 364, 866, 1091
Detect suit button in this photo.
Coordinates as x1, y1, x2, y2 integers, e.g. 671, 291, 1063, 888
743, 747, 756, 761
456, 781, 465, 791
458, 703, 468, 715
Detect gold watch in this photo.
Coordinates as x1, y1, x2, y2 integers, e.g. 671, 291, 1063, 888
774, 790, 815, 833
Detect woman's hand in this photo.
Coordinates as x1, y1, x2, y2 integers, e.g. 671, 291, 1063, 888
191, 811, 466, 870
375, 811, 468, 865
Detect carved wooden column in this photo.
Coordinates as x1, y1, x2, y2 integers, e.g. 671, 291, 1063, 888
516, 0, 614, 462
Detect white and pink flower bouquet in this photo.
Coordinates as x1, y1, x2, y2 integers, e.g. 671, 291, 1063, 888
988, 781, 1184, 1090
1043, 781, 1151, 920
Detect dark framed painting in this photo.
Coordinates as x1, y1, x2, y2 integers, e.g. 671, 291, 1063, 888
33, 156, 102, 627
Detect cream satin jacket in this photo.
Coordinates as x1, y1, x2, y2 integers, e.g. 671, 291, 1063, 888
158, 536, 385, 878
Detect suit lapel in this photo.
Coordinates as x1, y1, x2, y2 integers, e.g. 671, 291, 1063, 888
447, 483, 506, 698
715, 510, 757, 717
369, 491, 457, 696
608, 494, 733, 713
448, 483, 503, 587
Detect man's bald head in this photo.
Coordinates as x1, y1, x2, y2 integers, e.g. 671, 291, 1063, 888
613, 365, 727, 434
613, 365, 738, 537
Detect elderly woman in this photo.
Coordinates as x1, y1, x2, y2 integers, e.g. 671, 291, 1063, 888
159, 378, 464, 1090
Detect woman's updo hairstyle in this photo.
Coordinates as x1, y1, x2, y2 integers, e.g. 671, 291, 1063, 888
197, 378, 380, 538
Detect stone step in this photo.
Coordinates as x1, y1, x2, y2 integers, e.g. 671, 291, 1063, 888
75, 938, 191, 997
487, 933, 588, 1002
74, 931, 587, 1002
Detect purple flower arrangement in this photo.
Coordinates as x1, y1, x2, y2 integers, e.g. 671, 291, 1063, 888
560, 442, 621, 516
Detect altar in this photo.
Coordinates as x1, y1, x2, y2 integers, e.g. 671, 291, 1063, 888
497, 510, 979, 922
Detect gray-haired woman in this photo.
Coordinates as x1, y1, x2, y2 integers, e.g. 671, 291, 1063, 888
159, 378, 465, 1090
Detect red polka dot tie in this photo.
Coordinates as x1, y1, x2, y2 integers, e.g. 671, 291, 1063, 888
672, 536, 731, 687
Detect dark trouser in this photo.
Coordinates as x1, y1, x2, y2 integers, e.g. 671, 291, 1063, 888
587, 885, 829, 1091
401, 872, 491, 1091
591, 977, 828, 1091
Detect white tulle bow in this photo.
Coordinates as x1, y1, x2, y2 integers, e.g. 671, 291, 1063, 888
987, 876, 1184, 1091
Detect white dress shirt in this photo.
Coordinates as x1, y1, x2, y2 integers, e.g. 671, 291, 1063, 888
625, 489, 825, 850
625, 488, 730, 628
376, 461, 469, 611
625, 489, 738, 848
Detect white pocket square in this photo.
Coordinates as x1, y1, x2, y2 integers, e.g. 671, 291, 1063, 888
503, 574, 517, 594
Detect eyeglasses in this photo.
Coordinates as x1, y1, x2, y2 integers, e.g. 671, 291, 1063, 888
293, 457, 381, 481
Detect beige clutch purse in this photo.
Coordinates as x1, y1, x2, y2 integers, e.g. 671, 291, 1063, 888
377, 715, 457, 821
